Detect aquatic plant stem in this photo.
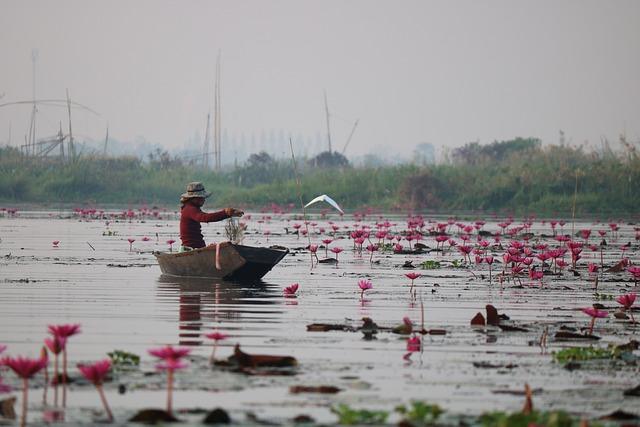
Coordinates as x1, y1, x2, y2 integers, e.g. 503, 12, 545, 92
167, 368, 174, 415
53, 354, 59, 406
21, 378, 28, 427
96, 384, 114, 422
420, 298, 425, 333
209, 342, 218, 364
62, 349, 68, 407
42, 359, 48, 405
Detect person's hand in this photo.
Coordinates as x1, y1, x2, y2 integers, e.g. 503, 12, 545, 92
225, 207, 244, 217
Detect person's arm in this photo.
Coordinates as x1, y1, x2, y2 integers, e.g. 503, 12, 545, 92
190, 207, 229, 223
189, 206, 243, 223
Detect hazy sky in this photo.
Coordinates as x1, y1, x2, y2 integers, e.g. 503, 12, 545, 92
1, 0, 639, 157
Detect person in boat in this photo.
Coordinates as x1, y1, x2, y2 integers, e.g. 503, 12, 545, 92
179, 181, 243, 251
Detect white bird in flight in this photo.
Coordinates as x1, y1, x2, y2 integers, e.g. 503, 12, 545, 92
304, 194, 344, 214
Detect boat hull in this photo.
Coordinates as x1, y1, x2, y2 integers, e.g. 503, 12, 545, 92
154, 242, 288, 281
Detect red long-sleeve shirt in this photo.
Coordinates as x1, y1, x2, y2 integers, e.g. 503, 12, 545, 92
179, 203, 229, 249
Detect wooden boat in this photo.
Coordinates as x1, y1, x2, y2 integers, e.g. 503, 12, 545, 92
154, 242, 288, 281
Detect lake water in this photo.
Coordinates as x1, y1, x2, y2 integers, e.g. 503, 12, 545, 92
0, 210, 638, 425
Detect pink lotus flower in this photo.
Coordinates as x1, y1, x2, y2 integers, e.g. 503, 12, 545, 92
529, 268, 543, 279
44, 336, 66, 355
403, 317, 413, 329
167, 239, 176, 252
322, 239, 333, 257
142, 236, 151, 241
588, 263, 599, 274
205, 331, 228, 341
366, 244, 378, 263
617, 293, 636, 323
48, 323, 80, 392
127, 238, 135, 251
205, 331, 228, 362
582, 307, 608, 335
77, 359, 111, 386
628, 266, 640, 286
148, 345, 191, 361
393, 243, 403, 253
283, 283, 299, 296
358, 279, 373, 299
52, 240, 60, 247
1, 356, 47, 379
2, 356, 48, 427
406, 336, 421, 352
405, 272, 421, 298
617, 292, 636, 309
148, 345, 190, 414
48, 324, 81, 338
330, 246, 343, 261
405, 272, 421, 281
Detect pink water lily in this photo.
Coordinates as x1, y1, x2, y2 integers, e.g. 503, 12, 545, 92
167, 239, 176, 251
283, 283, 299, 297
358, 279, 373, 299
322, 238, 333, 257
405, 272, 421, 281
330, 246, 343, 261
582, 307, 608, 335
77, 359, 113, 422
48, 324, 81, 338
48, 323, 80, 398
127, 238, 135, 251
616, 293, 636, 322
2, 356, 48, 427
405, 272, 421, 298
148, 345, 190, 415
406, 336, 421, 352
205, 332, 228, 363
148, 345, 191, 361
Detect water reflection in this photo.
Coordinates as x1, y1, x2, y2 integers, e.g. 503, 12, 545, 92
156, 275, 281, 346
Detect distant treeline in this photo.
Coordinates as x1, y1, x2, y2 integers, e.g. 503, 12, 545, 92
1, 137, 638, 216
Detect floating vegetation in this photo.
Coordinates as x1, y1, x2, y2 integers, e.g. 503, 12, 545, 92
395, 401, 443, 425
224, 218, 245, 244
331, 404, 389, 425
479, 409, 603, 427
419, 260, 441, 270
107, 350, 140, 368
552, 342, 639, 365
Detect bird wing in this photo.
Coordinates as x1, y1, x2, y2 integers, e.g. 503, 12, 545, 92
304, 194, 344, 214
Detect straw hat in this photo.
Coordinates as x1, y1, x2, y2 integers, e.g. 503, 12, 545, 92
180, 182, 211, 199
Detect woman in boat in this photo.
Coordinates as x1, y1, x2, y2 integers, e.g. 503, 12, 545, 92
179, 181, 243, 250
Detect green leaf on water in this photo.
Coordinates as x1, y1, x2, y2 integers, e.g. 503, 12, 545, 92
420, 260, 441, 270
108, 349, 140, 367
331, 404, 389, 425
552, 346, 621, 364
593, 292, 615, 301
395, 401, 443, 425
480, 409, 603, 427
